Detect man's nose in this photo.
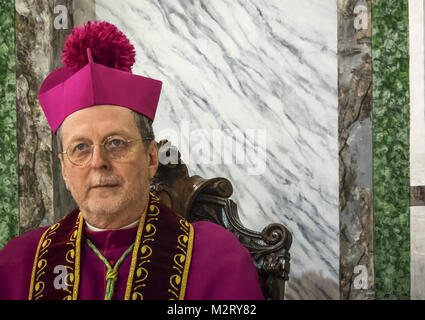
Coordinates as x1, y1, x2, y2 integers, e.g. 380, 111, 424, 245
90, 145, 110, 169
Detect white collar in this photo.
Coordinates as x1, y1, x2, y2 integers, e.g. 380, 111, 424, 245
85, 219, 140, 232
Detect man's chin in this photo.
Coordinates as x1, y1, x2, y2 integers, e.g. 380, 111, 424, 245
89, 186, 121, 197
80, 198, 127, 217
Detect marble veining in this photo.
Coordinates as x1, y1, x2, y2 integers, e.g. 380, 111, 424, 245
96, 0, 338, 298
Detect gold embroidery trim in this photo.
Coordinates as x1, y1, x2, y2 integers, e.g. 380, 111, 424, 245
28, 226, 50, 300
168, 219, 194, 300
28, 213, 83, 300
124, 200, 148, 300
179, 222, 194, 300
72, 213, 83, 300
28, 221, 61, 300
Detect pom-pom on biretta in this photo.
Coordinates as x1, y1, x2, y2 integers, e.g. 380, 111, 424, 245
61, 20, 136, 72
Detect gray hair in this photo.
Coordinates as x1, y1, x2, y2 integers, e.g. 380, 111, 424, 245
56, 110, 155, 154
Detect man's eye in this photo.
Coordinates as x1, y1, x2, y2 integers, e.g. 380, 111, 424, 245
74, 143, 89, 152
107, 139, 125, 148
112, 139, 123, 146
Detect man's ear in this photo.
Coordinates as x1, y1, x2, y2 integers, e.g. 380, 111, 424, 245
58, 153, 71, 191
147, 140, 159, 180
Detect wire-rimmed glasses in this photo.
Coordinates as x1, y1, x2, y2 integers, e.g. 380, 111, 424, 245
61, 135, 152, 166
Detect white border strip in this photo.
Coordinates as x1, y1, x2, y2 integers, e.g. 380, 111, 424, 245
409, 0, 425, 300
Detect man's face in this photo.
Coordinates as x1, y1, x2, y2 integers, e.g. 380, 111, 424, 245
59, 105, 158, 225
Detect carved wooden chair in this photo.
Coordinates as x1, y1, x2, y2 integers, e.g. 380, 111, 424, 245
150, 140, 293, 300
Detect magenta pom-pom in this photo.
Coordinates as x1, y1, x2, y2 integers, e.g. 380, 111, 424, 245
61, 21, 136, 72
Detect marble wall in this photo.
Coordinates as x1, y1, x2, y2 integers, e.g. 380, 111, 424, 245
409, 0, 425, 300
338, 0, 373, 300
96, 0, 340, 299
13, 0, 96, 236
372, 0, 410, 299
0, 0, 18, 249
2, 0, 415, 300
15, 0, 70, 235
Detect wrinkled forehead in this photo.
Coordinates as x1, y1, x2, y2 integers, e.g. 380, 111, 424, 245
60, 105, 139, 143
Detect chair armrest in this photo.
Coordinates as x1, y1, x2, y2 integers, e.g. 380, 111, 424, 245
189, 194, 292, 300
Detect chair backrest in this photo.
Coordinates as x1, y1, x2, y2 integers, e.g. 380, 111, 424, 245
150, 140, 293, 300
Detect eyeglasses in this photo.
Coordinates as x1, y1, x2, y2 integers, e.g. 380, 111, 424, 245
61, 136, 152, 166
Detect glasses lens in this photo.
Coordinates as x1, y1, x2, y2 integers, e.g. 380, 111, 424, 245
68, 142, 92, 165
104, 138, 130, 159
65, 137, 135, 165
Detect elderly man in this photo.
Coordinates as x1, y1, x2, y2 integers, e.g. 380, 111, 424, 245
0, 21, 263, 300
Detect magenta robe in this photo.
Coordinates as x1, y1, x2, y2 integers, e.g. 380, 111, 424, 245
0, 216, 264, 300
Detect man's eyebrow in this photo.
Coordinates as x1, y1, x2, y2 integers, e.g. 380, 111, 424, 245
66, 135, 90, 145
102, 131, 132, 139
67, 130, 133, 143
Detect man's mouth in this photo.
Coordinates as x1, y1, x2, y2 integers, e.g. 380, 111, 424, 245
91, 184, 119, 189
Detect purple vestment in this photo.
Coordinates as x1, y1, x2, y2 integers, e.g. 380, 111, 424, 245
0, 217, 264, 300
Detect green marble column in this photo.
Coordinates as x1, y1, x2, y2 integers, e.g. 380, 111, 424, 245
0, 0, 18, 249
372, 0, 410, 299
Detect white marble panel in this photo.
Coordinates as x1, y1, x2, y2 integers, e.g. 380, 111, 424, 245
410, 0, 425, 186
96, 0, 339, 298
409, 0, 425, 300
411, 206, 425, 299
